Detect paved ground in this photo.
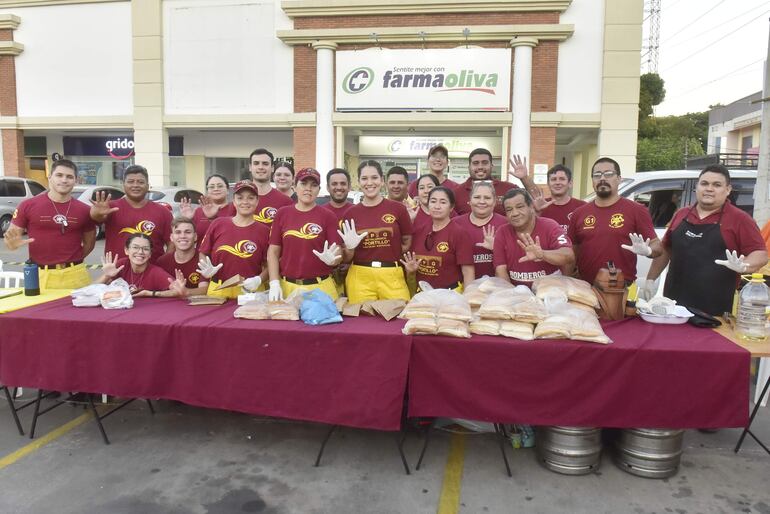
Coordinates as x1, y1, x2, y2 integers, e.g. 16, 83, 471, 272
0, 391, 769, 514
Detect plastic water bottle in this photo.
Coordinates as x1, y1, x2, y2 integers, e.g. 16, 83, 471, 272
23, 260, 40, 296
736, 273, 769, 342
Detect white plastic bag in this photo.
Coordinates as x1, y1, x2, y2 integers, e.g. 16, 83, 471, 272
71, 284, 108, 307
100, 279, 134, 310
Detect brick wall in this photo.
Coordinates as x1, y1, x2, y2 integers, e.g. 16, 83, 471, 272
0, 27, 23, 176
292, 127, 317, 169
2, 130, 24, 177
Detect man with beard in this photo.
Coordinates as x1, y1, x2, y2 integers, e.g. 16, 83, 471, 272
322, 168, 354, 222
567, 157, 661, 285
453, 148, 539, 215
91, 164, 172, 263
4, 159, 96, 289
539, 164, 586, 232
248, 148, 294, 226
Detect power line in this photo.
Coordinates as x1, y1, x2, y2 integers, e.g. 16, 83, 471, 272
661, 10, 770, 71
667, 2, 768, 50
665, 59, 763, 100
662, 0, 727, 44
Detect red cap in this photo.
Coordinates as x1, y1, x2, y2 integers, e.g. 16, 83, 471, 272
295, 167, 321, 185
233, 180, 258, 195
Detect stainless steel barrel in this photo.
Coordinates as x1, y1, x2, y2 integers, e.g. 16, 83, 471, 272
614, 428, 684, 479
536, 426, 602, 475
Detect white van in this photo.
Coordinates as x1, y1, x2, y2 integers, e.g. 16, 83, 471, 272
584, 169, 758, 295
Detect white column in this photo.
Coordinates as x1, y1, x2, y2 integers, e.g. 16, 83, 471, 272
312, 41, 337, 187
509, 37, 538, 168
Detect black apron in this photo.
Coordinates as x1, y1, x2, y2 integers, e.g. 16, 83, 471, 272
663, 205, 736, 315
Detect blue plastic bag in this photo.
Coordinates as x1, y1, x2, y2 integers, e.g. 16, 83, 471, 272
299, 289, 343, 325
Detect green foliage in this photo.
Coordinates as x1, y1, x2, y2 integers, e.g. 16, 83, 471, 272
637, 136, 706, 171
639, 73, 666, 121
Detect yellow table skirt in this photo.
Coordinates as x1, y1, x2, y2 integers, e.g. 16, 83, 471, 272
0, 288, 72, 314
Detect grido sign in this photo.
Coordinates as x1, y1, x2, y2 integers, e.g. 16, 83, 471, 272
336, 48, 511, 111
105, 137, 135, 160
63, 136, 135, 160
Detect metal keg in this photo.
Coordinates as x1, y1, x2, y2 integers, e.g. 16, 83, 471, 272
536, 426, 602, 475
614, 428, 684, 479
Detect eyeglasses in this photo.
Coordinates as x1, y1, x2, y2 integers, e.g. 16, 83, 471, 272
591, 170, 618, 180
206, 184, 226, 190
128, 245, 151, 253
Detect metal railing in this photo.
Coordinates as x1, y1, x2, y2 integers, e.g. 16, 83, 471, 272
686, 153, 758, 170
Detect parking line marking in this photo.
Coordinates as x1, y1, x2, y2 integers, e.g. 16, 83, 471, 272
437, 433, 466, 514
0, 411, 93, 470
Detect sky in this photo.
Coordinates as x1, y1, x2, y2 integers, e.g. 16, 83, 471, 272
647, 0, 770, 116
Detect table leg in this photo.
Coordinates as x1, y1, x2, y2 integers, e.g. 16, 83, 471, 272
494, 423, 512, 478
394, 431, 411, 475
314, 425, 337, 467
734, 374, 770, 455
2, 385, 24, 436
415, 419, 435, 471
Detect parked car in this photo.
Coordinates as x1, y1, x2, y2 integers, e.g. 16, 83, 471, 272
583, 169, 757, 296
0, 177, 46, 235
71, 185, 126, 239
146, 187, 203, 217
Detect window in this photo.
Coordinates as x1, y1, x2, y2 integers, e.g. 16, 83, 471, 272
174, 190, 202, 204
146, 191, 165, 201
728, 178, 755, 216
626, 179, 686, 227
5, 180, 26, 197
714, 137, 721, 154
28, 181, 46, 196
91, 188, 124, 202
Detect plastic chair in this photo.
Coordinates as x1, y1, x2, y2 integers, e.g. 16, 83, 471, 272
0, 271, 23, 288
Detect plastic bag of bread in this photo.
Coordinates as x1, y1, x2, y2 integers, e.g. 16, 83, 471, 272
499, 320, 535, 340
437, 317, 471, 338
568, 300, 599, 317
234, 300, 271, 320
400, 289, 472, 322
534, 314, 572, 339
469, 317, 501, 336
533, 275, 599, 308
509, 296, 548, 323
402, 317, 438, 335
569, 308, 612, 344
100, 279, 133, 310
477, 287, 534, 320
477, 276, 516, 294
268, 301, 300, 320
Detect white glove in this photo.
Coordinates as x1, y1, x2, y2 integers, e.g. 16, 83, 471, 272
714, 249, 748, 273
312, 241, 342, 266
337, 220, 368, 250
636, 277, 659, 302
268, 279, 283, 302
242, 276, 262, 292
621, 233, 652, 257
196, 255, 223, 279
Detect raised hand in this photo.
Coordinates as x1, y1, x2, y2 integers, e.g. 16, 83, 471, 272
179, 197, 195, 219
101, 251, 124, 278
529, 186, 554, 211
196, 255, 223, 279
517, 233, 544, 262
475, 224, 497, 251
400, 251, 419, 273
407, 204, 419, 222
200, 195, 220, 219
312, 241, 343, 266
169, 270, 187, 297
90, 190, 119, 220
620, 233, 652, 257
714, 249, 748, 273
2, 226, 34, 251
509, 154, 529, 181
337, 219, 369, 250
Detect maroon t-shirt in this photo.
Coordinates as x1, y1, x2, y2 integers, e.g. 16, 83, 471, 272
253, 188, 295, 227
407, 177, 459, 199
269, 205, 343, 280
662, 202, 766, 255
411, 221, 474, 288
453, 178, 519, 215
115, 258, 173, 292
198, 217, 270, 282
192, 204, 236, 247
321, 201, 355, 227
493, 217, 572, 286
12, 194, 95, 266
413, 206, 458, 233
156, 250, 204, 288
103, 198, 172, 263
567, 198, 657, 284
344, 199, 413, 263
540, 197, 587, 232
452, 213, 508, 278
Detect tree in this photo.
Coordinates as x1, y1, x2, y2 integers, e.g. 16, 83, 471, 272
637, 136, 705, 171
639, 73, 666, 122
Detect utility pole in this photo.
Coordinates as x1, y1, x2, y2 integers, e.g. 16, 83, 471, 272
754, 18, 770, 227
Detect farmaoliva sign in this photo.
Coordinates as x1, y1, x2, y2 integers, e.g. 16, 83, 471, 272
336, 48, 512, 112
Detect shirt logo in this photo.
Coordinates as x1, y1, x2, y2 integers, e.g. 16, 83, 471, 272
583, 215, 596, 227
53, 214, 68, 226
416, 254, 442, 277
609, 213, 624, 229
12, 209, 18, 219
685, 230, 703, 238
120, 220, 156, 235
216, 240, 257, 258
382, 214, 396, 224
437, 242, 449, 253
284, 223, 323, 240
362, 227, 394, 249
189, 272, 201, 284
254, 207, 278, 224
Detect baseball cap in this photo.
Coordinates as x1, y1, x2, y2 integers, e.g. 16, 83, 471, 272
428, 144, 449, 158
295, 167, 321, 185
233, 180, 258, 195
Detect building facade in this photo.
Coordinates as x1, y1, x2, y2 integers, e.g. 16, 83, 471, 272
0, 0, 643, 197
704, 91, 761, 170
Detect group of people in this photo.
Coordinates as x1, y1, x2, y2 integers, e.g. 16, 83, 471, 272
4, 144, 767, 317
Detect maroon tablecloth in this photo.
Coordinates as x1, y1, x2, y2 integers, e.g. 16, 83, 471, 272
407, 318, 750, 428
0, 298, 411, 431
